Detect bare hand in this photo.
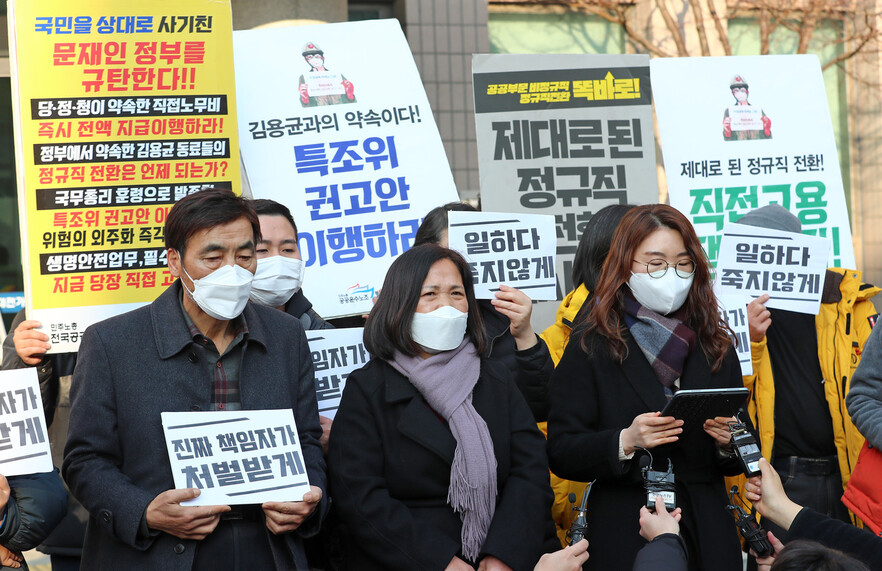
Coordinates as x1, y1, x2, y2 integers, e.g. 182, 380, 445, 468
145, 488, 230, 540
622, 412, 683, 455
445, 556, 474, 571
723, 116, 732, 137
262, 485, 322, 535
703, 416, 737, 448
744, 458, 802, 530
534, 539, 589, 571
752, 530, 784, 571
12, 319, 51, 366
477, 555, 513, 571
747, 294, 772, 343
299, 83, 309, 105
639, 496, 682, 541
0, 545, 21, 569
319, 416, 333, 455
491, 285, 537, 350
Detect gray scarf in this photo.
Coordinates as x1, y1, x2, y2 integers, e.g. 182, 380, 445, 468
389, 339, 497, 562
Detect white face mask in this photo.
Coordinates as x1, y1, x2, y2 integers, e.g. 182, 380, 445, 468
306, 57, 323, 68
181, 263, 254, 320
250, 256, 304, 307
628, 270, 694, 315
411, 305, 468, 353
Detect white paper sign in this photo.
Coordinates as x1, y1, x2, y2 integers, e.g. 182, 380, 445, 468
305, 71, 345, 97
716, 223, 830, 315
307, 328, 369, 420
728, 106, 763, 131
447, 211, 557, 300
0, 368, 53, 476
716, 293, 753, 376
235, 20, 459, 318
161, 410, 312, 506
652, 55, 855, 270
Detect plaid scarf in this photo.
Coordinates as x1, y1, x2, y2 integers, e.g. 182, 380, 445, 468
623, 294, 696, 398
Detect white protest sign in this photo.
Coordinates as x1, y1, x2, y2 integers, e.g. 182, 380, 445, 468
653, 55, 855, 270
0, 369, 53, 476
716, 292, 753, 376
305, 71, 346, 97
235, 20, 459, 318
728, 106, 764, 131
717, 223, 830, 315
447, 211, 557, 300
306, 328, 369, 420
161, 409, 312, 506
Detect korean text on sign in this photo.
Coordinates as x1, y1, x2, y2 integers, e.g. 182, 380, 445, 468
306, 328, 370, 420
716, 223, 831, 315
0, 369, 54, 476
161, 409, 312, 506
447, 211, 557, 301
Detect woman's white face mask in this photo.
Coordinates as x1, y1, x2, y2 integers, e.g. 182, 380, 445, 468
628, 270, 694, 315
249, 256, 304, 307
411, 305, 468, 353
182, 264, 254, 320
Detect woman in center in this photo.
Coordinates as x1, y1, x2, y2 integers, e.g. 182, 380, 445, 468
547, 204, 745, 570
329, 244, 553, 570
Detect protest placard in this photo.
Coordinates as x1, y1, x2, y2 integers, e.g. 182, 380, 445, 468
235, 20, 459, 319
447, 211, 557, 300
717, 223, 830, 315
652, 55, 854, 270
0, 369, 53, 476
716, 293, 753, 376
472, 54, 658, 298
9, 0, 242, 353
306, 328, 369, 420
161, 409, 311, 506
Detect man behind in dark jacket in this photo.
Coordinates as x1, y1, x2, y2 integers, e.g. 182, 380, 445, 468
63, 189, 328, 569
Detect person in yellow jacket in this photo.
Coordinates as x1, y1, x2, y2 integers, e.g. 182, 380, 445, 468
540, 204, 635, 547
729, 205, 879, 541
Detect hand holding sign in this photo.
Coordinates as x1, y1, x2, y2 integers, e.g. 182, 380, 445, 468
747, 293, 772, 342
491, 284, 538, 350
145, 488, 230, 540
12, 319, 51, 366
262, 485, 323, 534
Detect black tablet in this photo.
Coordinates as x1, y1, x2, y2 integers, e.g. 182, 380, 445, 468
660, 388, 749, 428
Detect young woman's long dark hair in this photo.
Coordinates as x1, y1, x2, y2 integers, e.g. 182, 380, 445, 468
579, 204, 732, 371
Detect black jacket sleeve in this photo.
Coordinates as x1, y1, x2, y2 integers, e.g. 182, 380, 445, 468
511, 336, 553, 422
0, 470, 68, 552
632, 534, 688, 571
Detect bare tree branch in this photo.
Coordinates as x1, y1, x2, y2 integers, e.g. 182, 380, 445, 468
656, 0, 691, 56
707, 0, 732, 55
689, 0, 712, 55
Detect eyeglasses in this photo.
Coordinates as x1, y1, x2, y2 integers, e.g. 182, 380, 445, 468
633, 258, 696, 279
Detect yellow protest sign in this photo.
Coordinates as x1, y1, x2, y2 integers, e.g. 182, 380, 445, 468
9, 0, 241, 352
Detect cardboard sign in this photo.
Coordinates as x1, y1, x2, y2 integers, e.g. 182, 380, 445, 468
9, 0, 242, 352
717, 223, 830, 315
306, 328, 369, 420
0, 369, 53, 476
161, 409, 312, 506
653, 55, 854, 270
235, 20, 458, 318
716, 292, 753, 376
448, 211, 557, 300
472, 54, 658, 298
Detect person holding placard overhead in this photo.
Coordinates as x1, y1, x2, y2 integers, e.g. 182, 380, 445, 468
329, 244, 553, 570
414, 202, 553, 423
734, 204, 879, 539
546, 204, 746, 570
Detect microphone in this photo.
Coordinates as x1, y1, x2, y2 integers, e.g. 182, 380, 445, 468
566, 481, 594, 545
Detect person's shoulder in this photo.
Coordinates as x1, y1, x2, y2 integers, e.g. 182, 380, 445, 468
87, 302, 152, 337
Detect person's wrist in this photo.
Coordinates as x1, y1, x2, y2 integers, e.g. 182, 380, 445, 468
621, 428, 635, 455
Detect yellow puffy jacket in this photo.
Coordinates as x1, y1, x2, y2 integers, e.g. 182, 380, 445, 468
540, 285, 591, 546
728, 268, 879, 524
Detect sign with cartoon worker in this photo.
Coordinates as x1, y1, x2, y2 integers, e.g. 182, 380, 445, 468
235, 19, 459, 318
